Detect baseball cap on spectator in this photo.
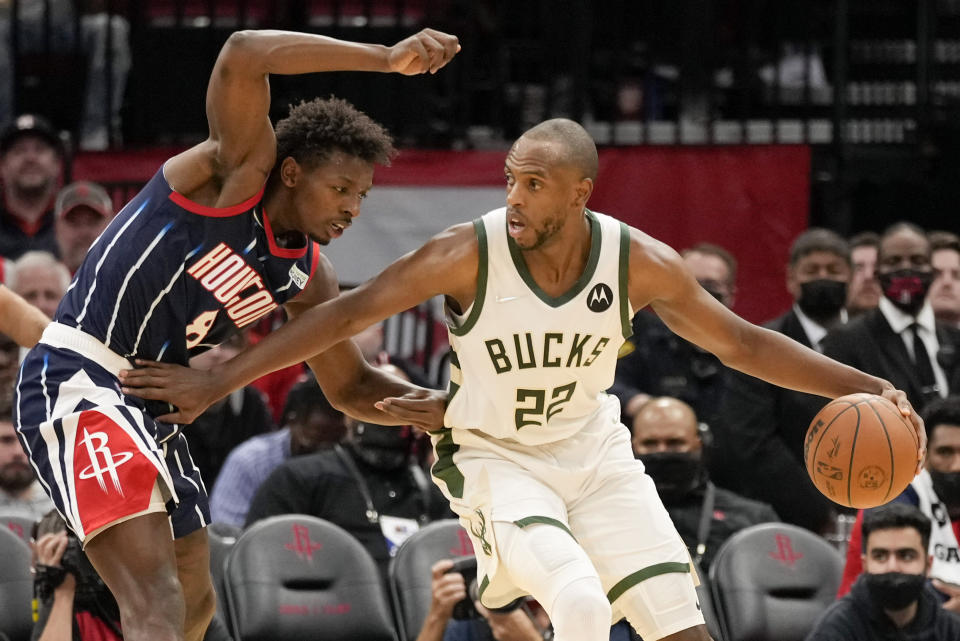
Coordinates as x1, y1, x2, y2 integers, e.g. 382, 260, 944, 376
55, 181, 113, 221
0, 114, 63, 155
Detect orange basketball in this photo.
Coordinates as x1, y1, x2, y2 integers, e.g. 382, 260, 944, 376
804, 393, 920, 509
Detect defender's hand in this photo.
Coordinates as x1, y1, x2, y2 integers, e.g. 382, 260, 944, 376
933, 579, 960, 613
878, 381, 927, 474
375, 388, 447, 432
387, 28, 460, 75
119, 360, 226, 424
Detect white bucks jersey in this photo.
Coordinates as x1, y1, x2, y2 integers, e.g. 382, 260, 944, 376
444, 207, 633, 445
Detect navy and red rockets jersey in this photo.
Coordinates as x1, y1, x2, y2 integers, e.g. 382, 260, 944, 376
56, 165, 320, 365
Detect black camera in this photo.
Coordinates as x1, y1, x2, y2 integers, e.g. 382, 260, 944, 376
445, 556, 524, 620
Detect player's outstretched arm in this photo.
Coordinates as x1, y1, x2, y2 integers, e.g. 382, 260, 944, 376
0, 284, 49, 347
164, 28, 460, 206
282, 253, 447, 430
120, 223, 479, 424
628, 230, 926, 466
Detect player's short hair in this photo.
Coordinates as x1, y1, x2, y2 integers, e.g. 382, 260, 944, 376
274, 97, 396, 170
849, 231, 880, 250
923, 396, 960, 442
521, 118, 599, 181
789, 228, 851, 267
682, 242, 738, 284
862, 502, 931, 552
929, 230, 960, 254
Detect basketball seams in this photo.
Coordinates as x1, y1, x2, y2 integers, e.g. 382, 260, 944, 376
806, 394, 918, 510
862, 399, 896, 503
809, 401, 858, 502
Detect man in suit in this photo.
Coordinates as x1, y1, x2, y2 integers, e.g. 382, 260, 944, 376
715, 228, 851, 534
822, 222, 960, 412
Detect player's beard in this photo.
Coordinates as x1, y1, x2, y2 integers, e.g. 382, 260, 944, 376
525, 213, 566, 251
0, 461, 36, 492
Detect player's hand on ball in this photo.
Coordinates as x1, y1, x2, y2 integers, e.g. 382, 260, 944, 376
878, 380, 927, 474
119, 360, 226, 425
375, 388, 447, 432
387, 28, 460, 75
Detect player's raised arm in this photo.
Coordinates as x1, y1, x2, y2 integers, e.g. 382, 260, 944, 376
165, 28, 460, 201
120, 222, 479, 423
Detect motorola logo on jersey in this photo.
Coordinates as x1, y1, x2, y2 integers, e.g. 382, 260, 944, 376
586, 283, 613, 312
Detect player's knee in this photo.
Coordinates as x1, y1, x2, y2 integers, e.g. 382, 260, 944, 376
550, 577, 611, 641
115, 570, 184, 634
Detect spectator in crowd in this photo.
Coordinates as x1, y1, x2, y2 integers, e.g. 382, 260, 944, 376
417, 559, 632, 641
716, 228, 851, 534
632, 396, 779, 572
209, 374, 347, 527
245, 363, 453, 578
54, 180, 113, 274
611, 242, 736, 429
0, 331, 20, 414
0, 410, 53, 520
185, 331, 275, 486
0, 114, 63, 259
930, 231, 960, 329
8, 250, 69, 319
823, 222, 960, 410
30, 508, 234, 641
31, 508, 123, 641
0, 0, 131, 150
806, 503, 960, 641
847, 231, 882, 317
838, 396, 960, 607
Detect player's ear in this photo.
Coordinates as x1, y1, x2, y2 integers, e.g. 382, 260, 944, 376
574, 177, 593, 208
280, 156, 301, 188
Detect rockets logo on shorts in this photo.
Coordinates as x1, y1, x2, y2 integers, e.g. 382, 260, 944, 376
71, 410, 159, 534
77, 428, 134, 496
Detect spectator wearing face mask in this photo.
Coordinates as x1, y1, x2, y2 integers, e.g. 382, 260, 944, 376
244, 362, 453, 579
807, 503, 960, 641
631, 397, 779, 571
823, 222, 960, 410
838, 396, 960, 611
715, 228, 852, 534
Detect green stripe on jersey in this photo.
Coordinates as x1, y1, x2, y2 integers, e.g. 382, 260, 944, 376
431, 428, 465, 498
606, 561, 690, 604
449, 219, 488, 337
618, 221, 633, 340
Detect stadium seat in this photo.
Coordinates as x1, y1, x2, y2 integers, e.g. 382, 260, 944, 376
388, 519, 473, 641
0, 526, 34, 641
708, 522, 843, 641
207, 522, 242, 627
222, 514, 396, 641
2, 514, 35, 543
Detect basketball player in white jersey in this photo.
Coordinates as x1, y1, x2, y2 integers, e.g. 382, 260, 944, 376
123, 119, 926, 641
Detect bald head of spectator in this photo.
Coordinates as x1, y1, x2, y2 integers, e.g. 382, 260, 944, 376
929, 231, 960, 327
54, 181, 113, 274
632, 397, 706, 502
847, 231, 882, 316
8, 251, 70, 319
682, 243, 737, 308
